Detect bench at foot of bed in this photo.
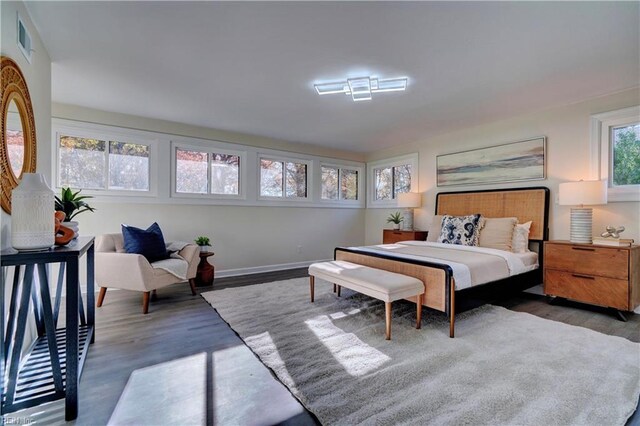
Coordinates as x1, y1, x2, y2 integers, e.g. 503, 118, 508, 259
308, 260, 425, 340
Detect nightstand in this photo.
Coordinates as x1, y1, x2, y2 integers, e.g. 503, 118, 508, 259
543, 240, 640, 320
383, 229, 428, 244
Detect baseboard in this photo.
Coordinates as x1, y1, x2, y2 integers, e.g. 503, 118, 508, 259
216, 259, 330, 278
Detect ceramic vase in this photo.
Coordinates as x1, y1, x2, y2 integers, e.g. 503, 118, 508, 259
64, 220, 79, 238
11, 173, 55, 251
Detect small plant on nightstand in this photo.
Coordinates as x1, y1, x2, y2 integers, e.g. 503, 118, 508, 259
387, 212, 404, 230
194, 236, 212, 252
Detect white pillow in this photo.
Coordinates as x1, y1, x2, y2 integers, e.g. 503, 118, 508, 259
512, 221, 532, 253
426, 215, 443, 242
478, 217, 518, 251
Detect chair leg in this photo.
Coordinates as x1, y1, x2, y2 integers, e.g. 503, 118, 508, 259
97, 287, 107, 307
309, 276, 315, 302
337, 285, 341, 297
416, 293, 423, 329
151, 289, 158, 301
385, 302, 392, 340
142, 291, 150, 314
188, 278, 197, 296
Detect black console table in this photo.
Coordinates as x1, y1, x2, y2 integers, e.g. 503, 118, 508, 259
0, 237, 95, 420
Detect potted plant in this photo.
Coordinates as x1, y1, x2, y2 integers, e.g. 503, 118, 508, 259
387, 212, 403, 230
194, 236, 212, 252
54, 187, 96, 237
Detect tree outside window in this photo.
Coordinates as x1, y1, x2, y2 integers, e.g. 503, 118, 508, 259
612, 123, 640, 186
260, 158, 308, 198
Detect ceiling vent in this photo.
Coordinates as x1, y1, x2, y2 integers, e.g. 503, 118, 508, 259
17, 14, 32, 63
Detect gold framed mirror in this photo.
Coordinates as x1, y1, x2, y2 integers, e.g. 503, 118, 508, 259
1, 56, 37, 214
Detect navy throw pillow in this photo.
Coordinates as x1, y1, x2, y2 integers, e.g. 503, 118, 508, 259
121, 222, 169, 262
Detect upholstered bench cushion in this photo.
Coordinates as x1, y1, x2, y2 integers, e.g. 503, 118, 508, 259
308, 260, 423, 302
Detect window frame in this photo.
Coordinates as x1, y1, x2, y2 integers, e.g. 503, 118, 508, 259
53, 119, 159, 197
319, 163, 363, 205
367, 153, 419, 208
171, 141, 247, 201
257, 154, 313, 202
590, 106, 640, 202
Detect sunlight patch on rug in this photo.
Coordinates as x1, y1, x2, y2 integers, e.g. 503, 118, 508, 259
305, 315, 391, 377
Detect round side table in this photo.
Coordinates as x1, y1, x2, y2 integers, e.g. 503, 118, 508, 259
196, 251, 215, 287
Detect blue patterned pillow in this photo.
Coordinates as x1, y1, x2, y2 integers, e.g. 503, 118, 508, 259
121, 222, 169, 262
438, 214, 483, 246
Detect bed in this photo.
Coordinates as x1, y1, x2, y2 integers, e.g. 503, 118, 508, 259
334, 186, 550, 338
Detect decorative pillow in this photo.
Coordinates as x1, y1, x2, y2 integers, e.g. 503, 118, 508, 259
512, 221, 532, 253
426, 215, 444, 242
438, 214, 483, 246
478, 217, 518, 251
121, 222, 169, 262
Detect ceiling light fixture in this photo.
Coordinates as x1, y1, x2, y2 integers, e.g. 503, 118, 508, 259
314, 76, 408, 102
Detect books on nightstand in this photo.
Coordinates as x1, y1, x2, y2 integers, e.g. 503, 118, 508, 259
592, 237, 635, 247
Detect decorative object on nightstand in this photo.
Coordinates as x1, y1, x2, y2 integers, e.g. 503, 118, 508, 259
386, 211, 403, 230
196, 251, 215, 287
194, 235, 212, 252
601, 225, 625, 238
383, 229, 428, 244
558, 179, 607, 244
593, 226, 634, 246
397, 192, 421, 230
543, 240, 640, 321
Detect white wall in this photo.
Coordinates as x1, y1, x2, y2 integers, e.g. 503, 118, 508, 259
1, 0, 52, 249
364, 88, 640, 245
51, 104, 367, 274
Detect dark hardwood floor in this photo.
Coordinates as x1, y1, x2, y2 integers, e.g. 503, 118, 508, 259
6, 268, 639, 425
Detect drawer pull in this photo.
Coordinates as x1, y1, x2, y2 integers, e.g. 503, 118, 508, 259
571, 247, 595, 252
572, 274, 595, 280
393, 232, 402, 235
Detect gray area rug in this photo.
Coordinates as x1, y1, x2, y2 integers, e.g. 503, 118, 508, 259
202, 278, 640, 425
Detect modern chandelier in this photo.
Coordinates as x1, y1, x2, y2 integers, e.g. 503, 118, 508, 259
314, 76, 408, 102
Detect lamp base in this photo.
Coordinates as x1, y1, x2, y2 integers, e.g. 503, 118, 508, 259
402, 208, 414, 230
569, 207, 593, 244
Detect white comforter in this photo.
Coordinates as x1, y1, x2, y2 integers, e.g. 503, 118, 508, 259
347, 241, 536, 290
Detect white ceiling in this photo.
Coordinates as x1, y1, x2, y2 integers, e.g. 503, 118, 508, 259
27, 1, 639, 153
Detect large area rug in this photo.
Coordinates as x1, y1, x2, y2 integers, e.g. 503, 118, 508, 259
202, 278, 640, 425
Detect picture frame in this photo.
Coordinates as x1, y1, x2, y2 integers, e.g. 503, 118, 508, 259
436, 137, 546, 187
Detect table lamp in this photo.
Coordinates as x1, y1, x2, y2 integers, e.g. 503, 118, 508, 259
558, 180, 607, 244
397, 192, 421, 230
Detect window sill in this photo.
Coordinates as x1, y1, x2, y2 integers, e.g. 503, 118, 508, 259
607, 186, 640, 203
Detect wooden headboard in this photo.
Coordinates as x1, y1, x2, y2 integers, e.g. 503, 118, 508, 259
435, 187, 550, 241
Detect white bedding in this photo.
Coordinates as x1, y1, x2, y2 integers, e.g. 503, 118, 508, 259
346, 241, 538, 291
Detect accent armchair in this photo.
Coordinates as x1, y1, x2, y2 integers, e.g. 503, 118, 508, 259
95, 233, 200, 313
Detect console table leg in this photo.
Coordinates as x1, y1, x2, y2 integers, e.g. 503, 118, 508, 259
6, 265, 35, 405
65, 258, 79, 421
87, 244, 95, 344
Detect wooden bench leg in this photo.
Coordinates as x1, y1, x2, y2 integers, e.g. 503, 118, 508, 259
385, 302, 392, 340
416, 293, 423, 329
337, 285, 341, 297
333, 283, 337, 293
309, 275, 315, 302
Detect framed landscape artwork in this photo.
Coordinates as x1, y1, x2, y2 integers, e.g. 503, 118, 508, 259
436, 137, 546, 187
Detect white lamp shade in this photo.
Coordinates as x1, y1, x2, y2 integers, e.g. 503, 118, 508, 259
558, 180, 607, 206
397, 192, 421, 208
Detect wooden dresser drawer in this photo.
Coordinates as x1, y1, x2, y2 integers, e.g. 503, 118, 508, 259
382, 230, 428, 244
544, 269, 629, 310
545, 243, 628, 280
